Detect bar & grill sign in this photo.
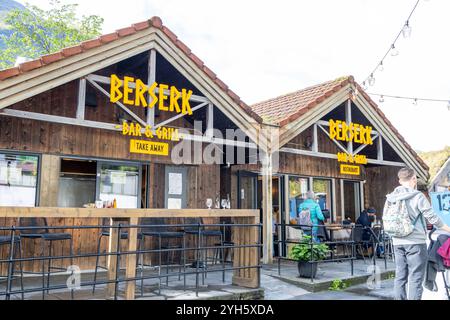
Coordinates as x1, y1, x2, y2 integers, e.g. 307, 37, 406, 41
109, 74, 193, 156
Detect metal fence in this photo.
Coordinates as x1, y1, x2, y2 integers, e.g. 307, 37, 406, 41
274, 223, 393, 282
0, 221, 262, 300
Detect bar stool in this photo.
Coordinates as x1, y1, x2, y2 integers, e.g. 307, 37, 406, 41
92, 218, 143, 294
138, 217, 185, 293
182, 217, 224, 280
0, 235, 24, 300
18, 218, 74, 299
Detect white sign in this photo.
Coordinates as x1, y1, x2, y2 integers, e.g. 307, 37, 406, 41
110, 171, 126, 184
167, 198, 182, 209
8, 167, 22, 185
168, 172, 183, 195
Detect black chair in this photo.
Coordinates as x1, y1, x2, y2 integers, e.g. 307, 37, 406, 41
182, 217, 224, 281
350, 225, 372, 263
0, 235, 24, 300
138, 217, 185, 293
18, 218, 74, 299
92, 218, 143, 294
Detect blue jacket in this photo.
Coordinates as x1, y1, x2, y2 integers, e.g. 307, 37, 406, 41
298, 199, 325, 225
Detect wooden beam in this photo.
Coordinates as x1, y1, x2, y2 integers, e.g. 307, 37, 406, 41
377, 134, 384, 161
76, 78, 86, 120
206, 103, 214, 139
331, 178, 337, 223
317, 124, 348, 153
340, 179, 345, 221
346, 99, 353, 155
86, 77, 147, 127
86, 74, 209, 104
146, 49, 156, 126
261, 151, 273, 264
352, 133, 378, 156
153, 101, 208, 130
0, 207, 259, 218
0, 108, 121, 131
312, 123, 318, 152
278, 147, 405, 166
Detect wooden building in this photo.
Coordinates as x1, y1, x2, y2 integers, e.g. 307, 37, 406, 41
0, 17, 429, 266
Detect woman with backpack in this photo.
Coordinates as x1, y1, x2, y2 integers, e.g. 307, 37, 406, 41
298, 191, 325, 242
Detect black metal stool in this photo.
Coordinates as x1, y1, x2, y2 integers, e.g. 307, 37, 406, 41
92, 219, 143, 294
182, 217, 224, 283
18, 218, 74, 299
0, 235, 24, 300
139, 218, 185, 294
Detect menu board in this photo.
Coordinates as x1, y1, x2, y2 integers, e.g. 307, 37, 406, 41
168, 172, 183, 195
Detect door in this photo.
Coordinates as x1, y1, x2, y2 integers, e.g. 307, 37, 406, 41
237, 171, 258, 209
343, 180, 361, 223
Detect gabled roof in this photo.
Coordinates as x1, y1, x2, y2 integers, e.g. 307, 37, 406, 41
429, 156, 450, 190
0, 16, 262, 123
251, 75, 429, 172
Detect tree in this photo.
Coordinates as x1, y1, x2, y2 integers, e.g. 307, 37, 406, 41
0, 0, 104, 69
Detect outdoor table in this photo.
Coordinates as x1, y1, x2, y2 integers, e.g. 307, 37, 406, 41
0, 207, 259, 300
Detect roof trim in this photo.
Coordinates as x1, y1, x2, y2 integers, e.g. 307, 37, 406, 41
0, 16, 262, 124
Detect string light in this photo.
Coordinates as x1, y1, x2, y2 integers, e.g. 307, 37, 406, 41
390, 44, 399, 56
368, 93, 450, 110
360, 0, 420, 86
368, 73, 375, 86
402, 21, 412, 38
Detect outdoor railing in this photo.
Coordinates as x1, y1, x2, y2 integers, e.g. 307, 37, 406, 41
0, 208, 261, 300
274, 223, 393, 283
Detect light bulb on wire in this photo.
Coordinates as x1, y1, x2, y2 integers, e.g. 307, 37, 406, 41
402, 21, 412, 38
447, 101, 450, 111
378, 61, 384, 72
412, 98, 418, 106
368, 73, 375, 86
362, 81, 368, 90
379, 95, 384, 103
390, 44, 399, 56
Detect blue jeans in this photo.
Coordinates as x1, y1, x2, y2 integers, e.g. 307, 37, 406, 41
304, 228, 320, 243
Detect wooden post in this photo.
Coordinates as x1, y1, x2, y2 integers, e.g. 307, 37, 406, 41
106, 218, 120, 298
231, 215, 260, 288
261, 151, 273, 264
125, 217, 138, 300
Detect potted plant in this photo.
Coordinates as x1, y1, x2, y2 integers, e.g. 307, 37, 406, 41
289, 235, 330, 278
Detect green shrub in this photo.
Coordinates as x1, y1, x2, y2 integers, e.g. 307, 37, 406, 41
289, 235, 330, 262
329, 279, 348, 291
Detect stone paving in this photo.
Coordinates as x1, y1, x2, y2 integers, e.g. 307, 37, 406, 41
1, 257, 447, 300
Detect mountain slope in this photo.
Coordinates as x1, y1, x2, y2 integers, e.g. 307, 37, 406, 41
0, 0, 25, 49
418, 146, 450, 182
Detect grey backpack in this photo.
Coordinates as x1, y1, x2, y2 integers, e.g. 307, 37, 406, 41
298, 207, 313, 230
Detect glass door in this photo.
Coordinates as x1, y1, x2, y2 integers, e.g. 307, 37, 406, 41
237, 171, 258, 209
343, 180, 361, 223
96, 162, 141, 208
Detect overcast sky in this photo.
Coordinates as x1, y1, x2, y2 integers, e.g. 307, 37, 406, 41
18, 0, 450, 152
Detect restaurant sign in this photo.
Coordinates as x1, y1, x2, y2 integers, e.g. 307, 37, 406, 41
328, 119, 373, 176
109, 74, 192, 156
340, 164, 360, 176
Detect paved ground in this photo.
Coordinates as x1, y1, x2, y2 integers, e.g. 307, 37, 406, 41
2, 256, 448, 300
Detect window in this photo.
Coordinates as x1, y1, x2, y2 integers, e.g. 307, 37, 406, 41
313, 178, 332, 221
288, 176, 309, 219
0, 153, 39, 206
98, 163, 140, 208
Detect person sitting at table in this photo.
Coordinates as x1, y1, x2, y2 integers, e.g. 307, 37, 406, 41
298, 191, 325, 242
356, 209, 372, 241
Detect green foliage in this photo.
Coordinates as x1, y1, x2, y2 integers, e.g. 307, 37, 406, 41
289, 235, 330, 262
0, 0, 104, 69
418, 146, 450, 182
329, 279, 348, 291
